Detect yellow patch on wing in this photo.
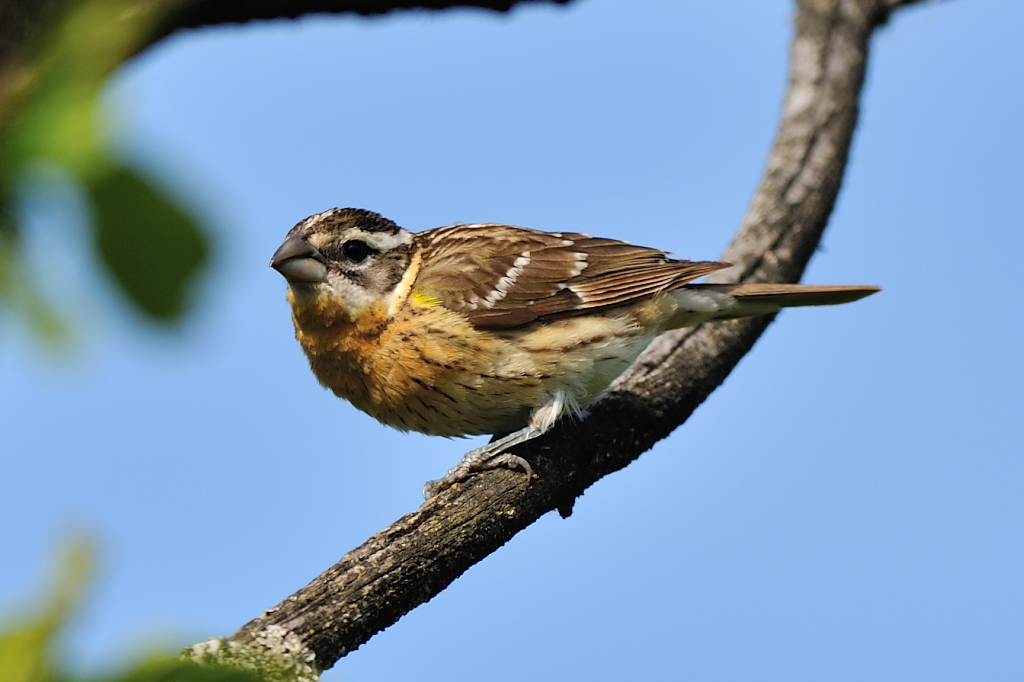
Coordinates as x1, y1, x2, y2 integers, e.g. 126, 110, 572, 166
411, 288, 442, 308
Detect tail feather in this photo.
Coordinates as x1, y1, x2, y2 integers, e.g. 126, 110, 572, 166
690, 283, 880, 310
665, 283, 879, 327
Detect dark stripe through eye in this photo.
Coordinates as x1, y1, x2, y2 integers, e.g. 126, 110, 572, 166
342, 240, 378, 263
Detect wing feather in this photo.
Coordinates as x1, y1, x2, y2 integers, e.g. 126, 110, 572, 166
412, 223, 729, 330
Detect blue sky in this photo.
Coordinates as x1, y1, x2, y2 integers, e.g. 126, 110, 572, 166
2, 0, 1023, 680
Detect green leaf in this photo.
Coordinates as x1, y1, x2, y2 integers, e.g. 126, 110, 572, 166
0, 0, 212, 334
0, 541, 93, 682
0, 619, 54, 682
87, 165, 209, 322
0, 542, 280, 682
2, 0, 167, 175
0, 236, 68, 343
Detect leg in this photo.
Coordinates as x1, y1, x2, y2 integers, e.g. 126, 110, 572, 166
422, 390, 572, 499
421, 427, 539, 499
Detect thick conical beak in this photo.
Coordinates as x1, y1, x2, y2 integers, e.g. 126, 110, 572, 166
270, 234, 328, 283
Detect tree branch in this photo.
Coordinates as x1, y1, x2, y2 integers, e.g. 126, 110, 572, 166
147, 0, 574, 52
189, 0, 931, 677
0, 0, 572, 80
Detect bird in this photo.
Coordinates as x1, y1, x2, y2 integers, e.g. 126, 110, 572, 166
270, 208, 879, 498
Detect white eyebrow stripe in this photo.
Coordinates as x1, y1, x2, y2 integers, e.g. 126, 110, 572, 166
347, 228, 413, 252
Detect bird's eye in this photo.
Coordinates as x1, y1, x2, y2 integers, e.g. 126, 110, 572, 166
341, 240, 377, 263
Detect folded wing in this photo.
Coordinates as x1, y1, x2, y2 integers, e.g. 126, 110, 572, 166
413, 223, 729, 329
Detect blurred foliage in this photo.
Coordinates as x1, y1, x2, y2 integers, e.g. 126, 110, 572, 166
0, 542, 274, 682
90, 166, 208, 320
0, 216, 66, 340
0, 541, 92, 682
0, 0, 211, 332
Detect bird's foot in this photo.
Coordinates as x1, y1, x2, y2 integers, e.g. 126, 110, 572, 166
422, 444, 534, 500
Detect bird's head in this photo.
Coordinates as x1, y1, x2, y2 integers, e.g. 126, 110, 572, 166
270, 208, 415, 323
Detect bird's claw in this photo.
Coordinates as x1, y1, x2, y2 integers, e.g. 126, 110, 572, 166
422, 451, 534, 500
